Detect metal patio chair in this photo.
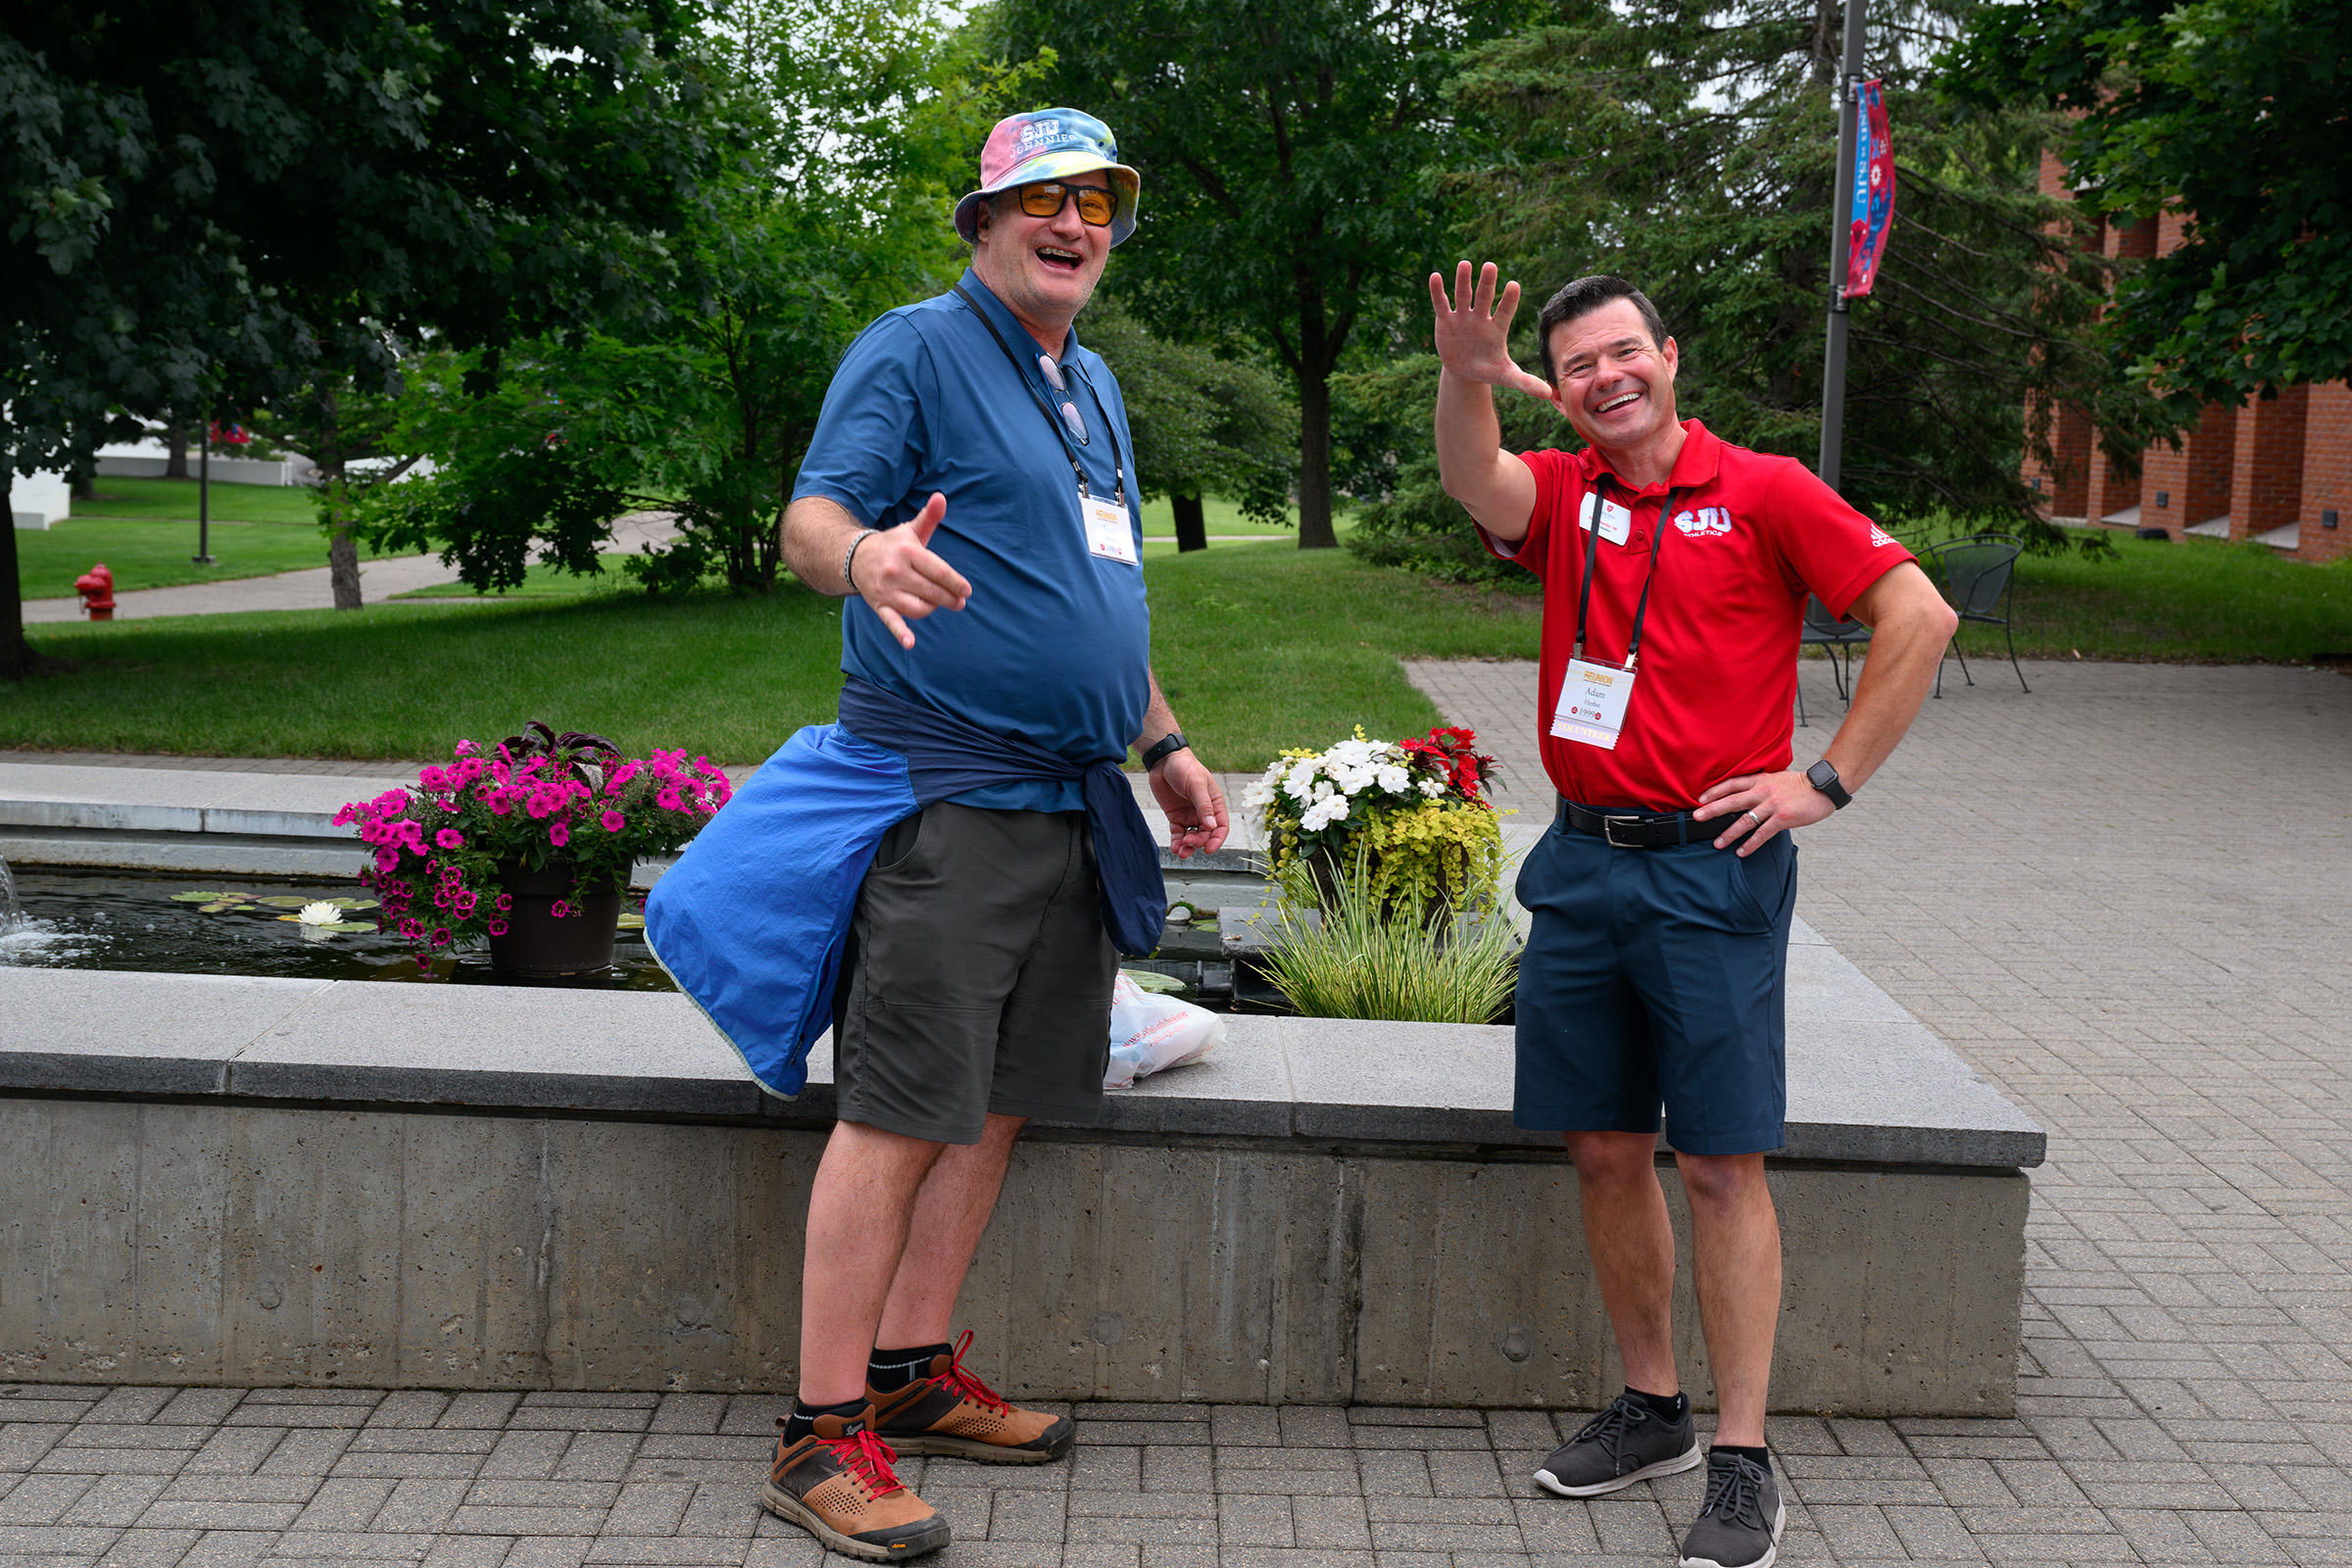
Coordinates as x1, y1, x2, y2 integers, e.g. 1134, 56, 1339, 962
1796, 594, 1871, 727
1923, 532, 2030, 697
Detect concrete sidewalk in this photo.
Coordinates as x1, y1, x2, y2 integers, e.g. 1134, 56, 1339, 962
22, 555, 470, 623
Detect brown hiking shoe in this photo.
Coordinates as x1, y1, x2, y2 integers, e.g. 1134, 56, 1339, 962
761, 1412, 950, 1561
866, 1330, 1073, 1464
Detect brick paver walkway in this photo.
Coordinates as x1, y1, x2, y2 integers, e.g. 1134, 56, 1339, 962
5, 658, 2350, 1568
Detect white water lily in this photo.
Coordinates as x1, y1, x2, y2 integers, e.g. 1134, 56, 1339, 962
297, 902, 341, 927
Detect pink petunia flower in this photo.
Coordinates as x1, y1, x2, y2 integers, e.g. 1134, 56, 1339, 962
435, 828, 465, 850
550, 900, 570, 919
601, 810, 625, 833
487, 918, 509, 937
550, 821, 570, 849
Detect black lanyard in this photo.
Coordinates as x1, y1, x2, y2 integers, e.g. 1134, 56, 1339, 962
952, 283, 1126, 506
1572, 476, 1687, 669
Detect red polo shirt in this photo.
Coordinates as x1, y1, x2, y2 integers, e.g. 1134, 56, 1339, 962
1483, 419, 1913, 811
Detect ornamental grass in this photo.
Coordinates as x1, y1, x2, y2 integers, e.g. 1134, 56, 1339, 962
1256, 847, 1520, 1026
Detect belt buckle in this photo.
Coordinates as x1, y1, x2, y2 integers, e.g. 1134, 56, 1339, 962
1602, 815, 1648, 850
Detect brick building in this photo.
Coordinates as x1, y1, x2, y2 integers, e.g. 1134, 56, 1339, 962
2020, 152, 2348, 564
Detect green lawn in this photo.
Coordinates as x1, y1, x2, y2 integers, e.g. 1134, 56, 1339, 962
1954, 528, 2352, 663
7, 530, 2346, 769
1135, 495, 1302, 537
18, 477, 406, 599
4, 548, 1536, 768
72, 477, 323, 525
17, 515, 403, 600
393, 557, 636, 599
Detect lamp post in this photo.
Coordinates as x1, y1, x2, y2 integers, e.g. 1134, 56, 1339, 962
193, 417, 216, 565
1816, 0, 1868, 494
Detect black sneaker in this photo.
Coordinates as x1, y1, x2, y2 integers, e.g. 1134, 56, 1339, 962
1678, 1451, 1785, 1568
1533, 1393, 1702, 1497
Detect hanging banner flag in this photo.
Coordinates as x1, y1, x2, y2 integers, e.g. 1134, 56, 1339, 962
1845, 78, 1894, 298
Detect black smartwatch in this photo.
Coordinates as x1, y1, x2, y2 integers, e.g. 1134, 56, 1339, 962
1805, 759, 1853, 809
1140, 732, 1190, 771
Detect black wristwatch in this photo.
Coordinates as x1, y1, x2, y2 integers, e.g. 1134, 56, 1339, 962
1140, 732, 1190, 771
1806, 759, 1853, 809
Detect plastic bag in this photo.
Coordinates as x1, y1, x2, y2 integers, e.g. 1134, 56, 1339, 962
1105, 970, 1224, 1089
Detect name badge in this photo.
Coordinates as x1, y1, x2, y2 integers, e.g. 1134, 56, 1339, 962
1551, 657, 1638, 750
1580, 492, 1633, 545
1083, 495, 1138, 564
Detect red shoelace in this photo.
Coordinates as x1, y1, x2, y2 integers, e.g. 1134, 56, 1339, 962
936, 1329, 1012, 1417
824, 1427, 906, 1495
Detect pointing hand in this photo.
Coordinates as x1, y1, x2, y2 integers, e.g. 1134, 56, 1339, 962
850, 493, 972, 650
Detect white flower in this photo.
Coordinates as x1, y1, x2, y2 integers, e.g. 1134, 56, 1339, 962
1299, 795, 1350, 832
297, 902, 341, 927
1376, 764, 1410, 794
1420, 777, 1446, 797
1241, 780, 1272, 810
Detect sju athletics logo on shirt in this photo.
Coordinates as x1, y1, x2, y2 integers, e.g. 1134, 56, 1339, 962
1673, 507, 1733, 537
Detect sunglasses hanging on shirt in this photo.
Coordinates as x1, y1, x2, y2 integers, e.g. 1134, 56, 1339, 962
1038, 355, 1089, 444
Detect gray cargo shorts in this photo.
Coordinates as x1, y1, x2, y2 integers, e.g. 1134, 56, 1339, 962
828, 801, 1117, 1144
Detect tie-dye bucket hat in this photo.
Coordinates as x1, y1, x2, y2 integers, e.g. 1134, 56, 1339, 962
953, 109, 1142, 248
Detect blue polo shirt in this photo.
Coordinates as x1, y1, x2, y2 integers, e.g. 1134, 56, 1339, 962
792, 270, 1151, 814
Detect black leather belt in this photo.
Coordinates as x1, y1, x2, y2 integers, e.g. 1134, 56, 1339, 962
1557, 798, 1739, 850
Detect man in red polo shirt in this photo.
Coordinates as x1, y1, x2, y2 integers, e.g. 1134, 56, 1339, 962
1429, 263, 1956, 1568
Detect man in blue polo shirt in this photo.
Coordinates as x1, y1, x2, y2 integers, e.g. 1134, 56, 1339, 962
752, 110, 1229, 1561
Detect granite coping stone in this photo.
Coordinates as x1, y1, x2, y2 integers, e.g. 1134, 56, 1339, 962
0, 958, 2043, 1168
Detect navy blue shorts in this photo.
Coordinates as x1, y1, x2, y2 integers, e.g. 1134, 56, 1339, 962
1511, 808, 1797, 1155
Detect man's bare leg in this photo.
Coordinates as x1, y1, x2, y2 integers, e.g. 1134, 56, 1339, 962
797, 1120, 948, 1406
875, 1112, 1026, 1349
1565, 1130, 1681, 1396
1678, 1151, 1782, 1447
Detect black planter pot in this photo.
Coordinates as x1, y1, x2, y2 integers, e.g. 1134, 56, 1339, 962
487, 858, 623, 977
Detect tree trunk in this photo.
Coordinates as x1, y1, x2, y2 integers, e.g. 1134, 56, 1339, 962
1173, 493, 1208, 552
317, 378, 364, 612
1297, 370, 1337, 549
0, 462, 58, 681
166, 422, 189, 479
328, 525, 363, 610
69, 472, 94, 501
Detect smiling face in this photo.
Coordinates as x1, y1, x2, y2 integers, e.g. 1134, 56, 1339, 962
1544, 298, 1681, 459
970, 172, 1114, 354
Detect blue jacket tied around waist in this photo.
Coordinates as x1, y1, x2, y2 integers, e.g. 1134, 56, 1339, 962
643, 677, 1167, 1099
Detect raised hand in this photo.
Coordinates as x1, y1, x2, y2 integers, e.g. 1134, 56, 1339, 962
851, 493, 974, 650
1429, 261, 1556, 400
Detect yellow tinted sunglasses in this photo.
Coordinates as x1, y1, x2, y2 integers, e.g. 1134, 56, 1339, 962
1015, 180, 1120, 227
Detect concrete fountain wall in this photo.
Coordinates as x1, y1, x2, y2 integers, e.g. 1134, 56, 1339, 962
0, 761, 2042, 1414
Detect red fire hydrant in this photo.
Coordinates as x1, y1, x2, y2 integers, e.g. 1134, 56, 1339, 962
75, 563, 116, 621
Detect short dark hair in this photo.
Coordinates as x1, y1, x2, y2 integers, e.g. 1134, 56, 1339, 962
1537, 275, 1668, 385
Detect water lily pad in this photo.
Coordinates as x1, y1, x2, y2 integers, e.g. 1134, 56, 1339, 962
615, 913, 646, 930
255, 896, 317, 908
171, 891, 241, 903
1121, 968, 1187, 994
329, 898, 378, 910
327, 920, 377, 933
198, 902, 245, 914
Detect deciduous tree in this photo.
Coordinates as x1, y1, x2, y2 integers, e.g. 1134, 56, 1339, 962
994, 0, 1543, 549
2, 0, 718, 673
1943, 0, 2351, 405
